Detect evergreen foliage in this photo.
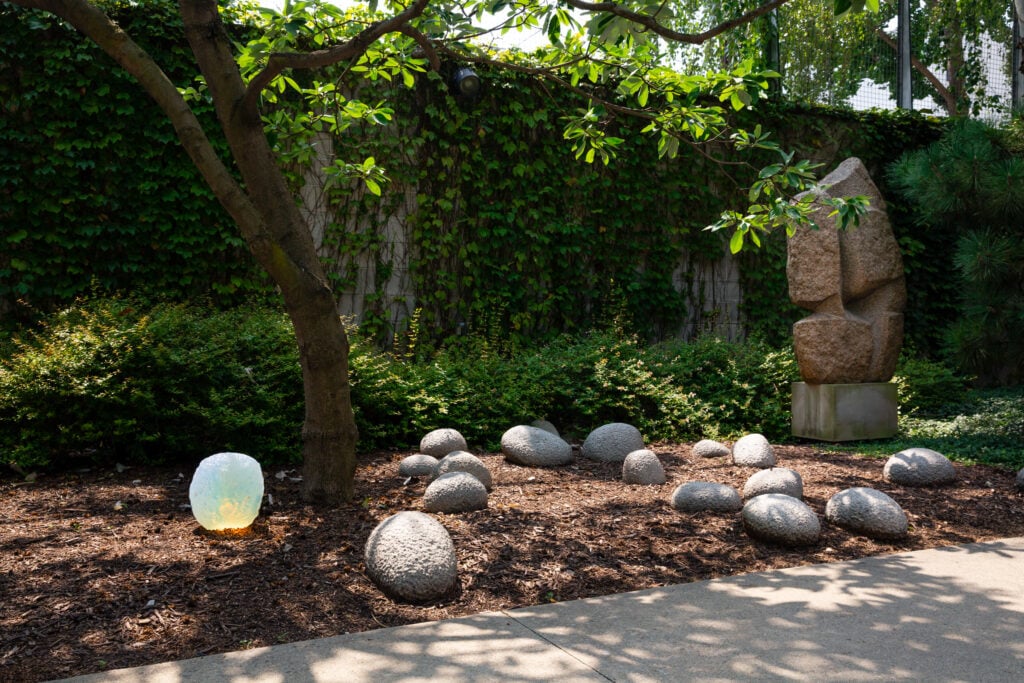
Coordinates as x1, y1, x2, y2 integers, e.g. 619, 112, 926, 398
888, 118, 1024, 385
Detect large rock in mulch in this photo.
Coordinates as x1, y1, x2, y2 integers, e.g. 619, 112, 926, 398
531, 419, 560, 437
742, 494, 820, 546
883, 447, 956, 486
434, 451, 493, 490
501, 425, 572, 467
825, 487, 908, 540
732, 433, 776, 468
622, 449, 666, 485
423, 472, 488, 513
364, 511, 458, 603
692, 439, 730, 458
743, 467, 804, 500
398, 454, 439, 478
671, 482, 743, 513
1017, 467, 1024, 492
581, 423, 644, 462
419, 428, 468, 458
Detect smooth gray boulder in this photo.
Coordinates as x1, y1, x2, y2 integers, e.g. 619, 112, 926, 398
732, 433, 776, 468
1017, 467, 1024, 492
743, 467, 804, 500
364, 511, 458, 603
742, 494, 820, 546
581, 423, 644, 462
622, 449, 666, 485
692, 439, 730, 458
825, 487, 908, 540
531, 419, 560, 437
501, 425, 572, 467
671, 482, 743, 513
883, 447, 956, 486
419, 428, 468, 458
434, 451, 493, 490
423, 472, 488, 513
398, 453, 438, 478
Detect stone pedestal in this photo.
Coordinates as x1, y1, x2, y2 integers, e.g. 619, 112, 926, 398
792, 382, 898, 441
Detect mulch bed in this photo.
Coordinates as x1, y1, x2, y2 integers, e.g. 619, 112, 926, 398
3, 443, 1023, 682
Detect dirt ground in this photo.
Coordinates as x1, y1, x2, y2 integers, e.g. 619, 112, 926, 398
3, 443, 1024, 683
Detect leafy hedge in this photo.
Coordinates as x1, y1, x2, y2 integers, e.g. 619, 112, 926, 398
5, 299, 978, 471
2, 299, 801, 469
0, 299, 303, 468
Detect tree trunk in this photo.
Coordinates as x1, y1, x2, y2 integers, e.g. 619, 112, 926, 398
15, 0, 361, 504
944, 19, 968, 115
178, 0, 358, 504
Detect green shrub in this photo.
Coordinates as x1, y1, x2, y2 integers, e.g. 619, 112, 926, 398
350, 331, 799, 450
0, 298, 303, 469
825, 386, 1024, 470
3, 300, 803, 469
892, 352, 969, 416
888, 119, 1024, 385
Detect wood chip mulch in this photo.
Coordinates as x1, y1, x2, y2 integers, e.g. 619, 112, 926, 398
3, 443, 1023, 682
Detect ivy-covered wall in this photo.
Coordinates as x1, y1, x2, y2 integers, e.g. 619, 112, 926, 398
1, 1, 950, 353
313, 71, 949, 350
0, 2, 270, 327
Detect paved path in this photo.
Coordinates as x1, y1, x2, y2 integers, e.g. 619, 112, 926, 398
60, 537, 1024, 682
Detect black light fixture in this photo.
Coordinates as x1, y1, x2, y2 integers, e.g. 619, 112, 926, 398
450, 66, 481, 98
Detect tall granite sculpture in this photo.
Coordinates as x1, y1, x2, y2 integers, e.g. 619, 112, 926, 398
787, 157, 905, 440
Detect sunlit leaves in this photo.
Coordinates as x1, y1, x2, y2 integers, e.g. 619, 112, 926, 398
562, 106, 625, 165
834, 0, 879, 18
324, 155, 389, 196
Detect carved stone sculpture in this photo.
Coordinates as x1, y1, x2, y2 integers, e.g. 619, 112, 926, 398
787, 157, 906, 384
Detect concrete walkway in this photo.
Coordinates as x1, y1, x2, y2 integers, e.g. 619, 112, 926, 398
61, 538, 1024, 682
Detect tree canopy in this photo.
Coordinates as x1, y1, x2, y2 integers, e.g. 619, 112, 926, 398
3, 0, 872, 503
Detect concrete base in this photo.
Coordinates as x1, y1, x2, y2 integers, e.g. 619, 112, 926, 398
792, 382, 898, 441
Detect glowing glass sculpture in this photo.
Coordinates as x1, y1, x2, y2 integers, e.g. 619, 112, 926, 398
188, 452, 264, 530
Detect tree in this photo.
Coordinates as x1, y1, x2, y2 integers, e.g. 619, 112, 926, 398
4, 0, 858, 504
666, 0, 1021, 117
888, 119, 1024, 385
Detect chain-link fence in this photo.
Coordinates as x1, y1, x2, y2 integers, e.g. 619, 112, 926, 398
671, 0, 1023, 122
775, 0, 1023, 121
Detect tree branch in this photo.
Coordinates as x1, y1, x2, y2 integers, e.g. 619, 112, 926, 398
875, 27, 956, 115
435, 46, 745, 172
244, 0, 431, 109
400, 24, 441, 72
563, 0, 792, 45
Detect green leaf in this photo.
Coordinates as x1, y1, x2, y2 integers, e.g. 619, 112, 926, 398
729, 229, 745, 254
7, 229, 28, 244
365, 179, 381, 196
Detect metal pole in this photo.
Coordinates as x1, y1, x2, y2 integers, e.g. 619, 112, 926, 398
897, 0, 913, 109
765, 9, 782, 99
1013, 11, 1023, 111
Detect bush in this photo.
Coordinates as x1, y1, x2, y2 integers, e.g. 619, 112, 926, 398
0, 298, 303, 469
892, 352, 969, 416
888, 119, 1024, 385
3, 300, 802, 469
825, 386, 1024, 470
351, 330, 799, 451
